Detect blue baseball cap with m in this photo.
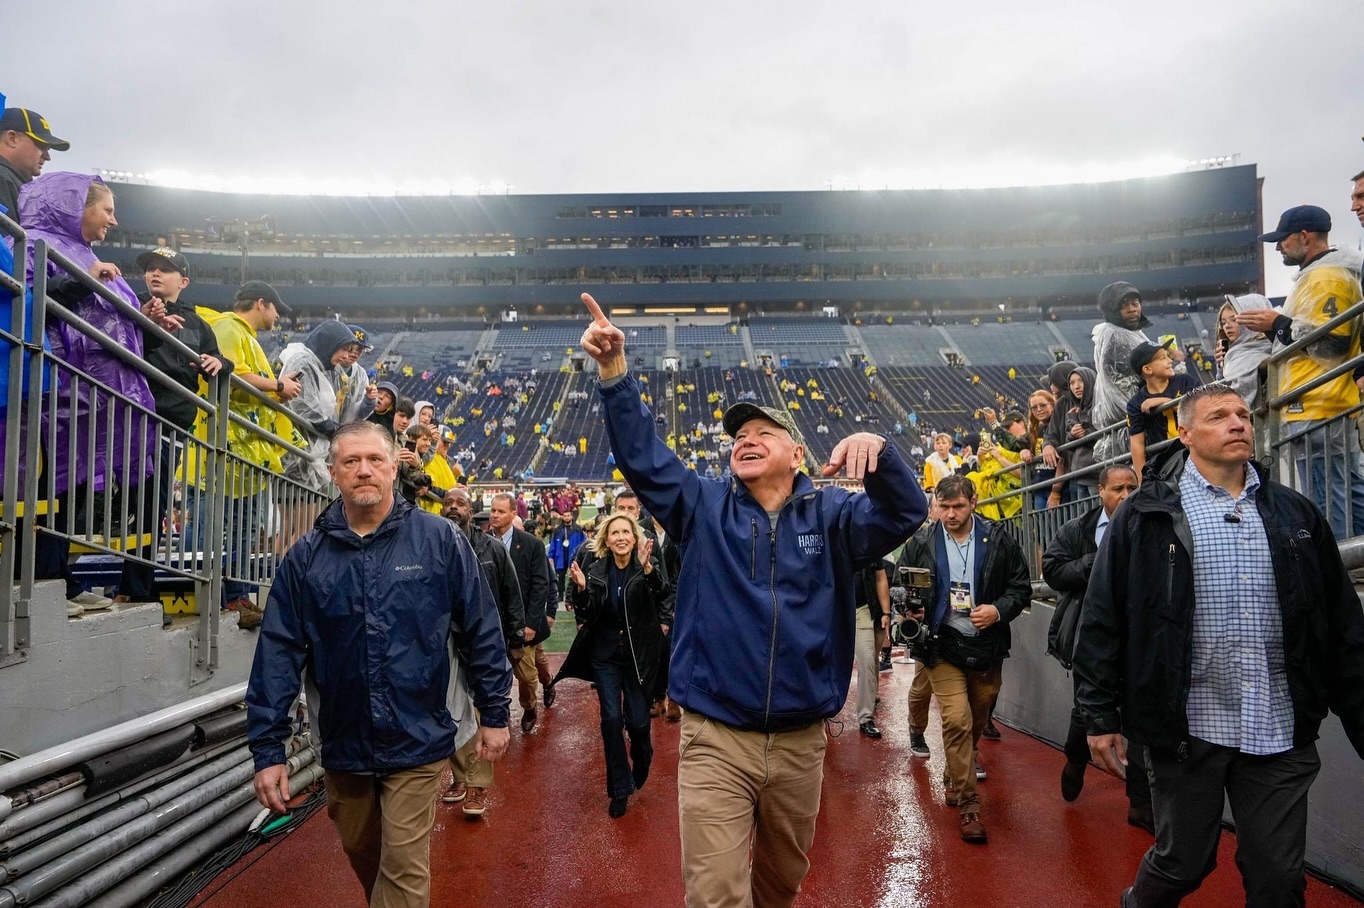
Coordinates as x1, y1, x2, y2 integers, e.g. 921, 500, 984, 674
1259, 205, 1332, 243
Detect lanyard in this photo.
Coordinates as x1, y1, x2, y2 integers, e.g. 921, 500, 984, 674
947, 526, 973, 577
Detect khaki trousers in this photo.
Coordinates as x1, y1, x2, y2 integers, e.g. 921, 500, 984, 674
449, 709, 494, 788
908, 659, 932, 731
513, 643, 552, 709
923, 660, 1003, 814
853, 606, 877, 723
677, 712, 827, 908
324, 759, 447, 908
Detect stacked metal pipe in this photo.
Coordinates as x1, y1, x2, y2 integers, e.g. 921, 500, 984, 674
0, 684, 317, 908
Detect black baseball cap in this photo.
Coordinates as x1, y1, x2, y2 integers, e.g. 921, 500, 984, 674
234, 279, 291, 314
136, 247, 190, 277
0, 108, 70, 151
348, 324, 373, 350
1129, 338, 1175, 374
722, 402, 803, 443
1259, 205, 1332, 243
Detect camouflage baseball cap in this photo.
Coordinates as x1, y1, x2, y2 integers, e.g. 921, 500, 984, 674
722, 402, 803, 444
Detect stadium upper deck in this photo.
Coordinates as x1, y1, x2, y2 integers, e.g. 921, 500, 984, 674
90, 166, 1263, 316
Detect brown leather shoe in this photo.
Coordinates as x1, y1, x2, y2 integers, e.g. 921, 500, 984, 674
233, 598, 264, 630
463, 786, 488, 818
665, 699, 682, 722
649, 699, 664, 719
441, 781, 467, 804
520, 707, 537, 733
959, 812, 988, 843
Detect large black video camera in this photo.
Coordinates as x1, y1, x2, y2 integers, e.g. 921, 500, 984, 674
889, 565, 933, 650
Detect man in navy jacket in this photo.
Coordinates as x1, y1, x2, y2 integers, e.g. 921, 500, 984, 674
247, 421, 511, 907
579, 293, 927, 908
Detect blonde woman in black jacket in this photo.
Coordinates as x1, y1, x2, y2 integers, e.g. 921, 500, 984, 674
557, 513, 672, 817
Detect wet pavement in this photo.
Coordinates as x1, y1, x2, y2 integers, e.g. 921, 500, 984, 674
194, 654, 1361, 907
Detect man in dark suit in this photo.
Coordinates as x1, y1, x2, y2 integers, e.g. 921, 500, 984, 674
1041, 463, 1151, 831
488, 492, 551, 732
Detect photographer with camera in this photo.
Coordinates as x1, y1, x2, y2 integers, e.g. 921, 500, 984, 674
895, 474, 1031, 843
893, 533, 937, 759
1041, 464, 1152, 831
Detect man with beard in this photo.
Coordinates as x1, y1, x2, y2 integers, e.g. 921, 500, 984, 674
1237, 205, 1364, 537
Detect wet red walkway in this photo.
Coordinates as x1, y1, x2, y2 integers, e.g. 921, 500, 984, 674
193, 655, 1361, 907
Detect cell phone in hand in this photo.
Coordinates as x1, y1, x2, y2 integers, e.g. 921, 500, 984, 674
404, 440, 417, 452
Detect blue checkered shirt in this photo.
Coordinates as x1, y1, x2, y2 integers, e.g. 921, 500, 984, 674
1179, 459, 1294, 755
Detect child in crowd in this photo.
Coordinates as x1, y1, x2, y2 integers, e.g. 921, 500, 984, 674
1126, 340, 1201, 478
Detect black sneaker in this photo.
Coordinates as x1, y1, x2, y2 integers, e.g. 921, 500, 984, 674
859, 719, 882, 739
609, 796, 629, 818
909, 730, 930, 758
878, 654, 893, 672
981, 718, 1002, 740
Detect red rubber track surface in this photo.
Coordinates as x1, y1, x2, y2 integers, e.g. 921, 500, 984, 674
193, 654, 1361, 908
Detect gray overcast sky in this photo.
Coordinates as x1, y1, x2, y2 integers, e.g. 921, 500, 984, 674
8, 0, 1364, 296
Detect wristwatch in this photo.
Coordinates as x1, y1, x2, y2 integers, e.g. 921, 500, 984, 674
275, 379, 283, 394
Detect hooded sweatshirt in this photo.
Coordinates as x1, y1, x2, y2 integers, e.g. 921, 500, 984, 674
1217, 295, 1273, 409
1061, 366, 1098, 485
18, 172, 156, 495
414, 399, 436, 426
366, 380, 401, 434
1041, 360, 1079, 456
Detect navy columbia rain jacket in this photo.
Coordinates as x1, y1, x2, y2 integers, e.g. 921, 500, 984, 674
247, 496, 512, 773
598, 372, 927, 731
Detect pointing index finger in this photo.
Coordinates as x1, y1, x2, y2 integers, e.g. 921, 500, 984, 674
581, 293, 609, 326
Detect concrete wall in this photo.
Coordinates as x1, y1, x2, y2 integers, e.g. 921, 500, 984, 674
0, 581, 258, 758
997, 599, 1364, 896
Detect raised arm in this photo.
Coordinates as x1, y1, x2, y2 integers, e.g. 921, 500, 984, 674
583, 292, 705, 541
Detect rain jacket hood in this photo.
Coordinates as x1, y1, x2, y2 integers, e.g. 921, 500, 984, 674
303, 320, 357, 367
1098, 281, 1151, 330
19, 172, 155, 494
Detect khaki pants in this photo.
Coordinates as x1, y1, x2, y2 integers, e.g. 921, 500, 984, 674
908, 660, 932, 731
923, 660, 1003, 814
677, 712, 827, 908
449, 709, 494, 788
513, 643, 552, 710
324, 759, 446, 908
853, 606, 877, 723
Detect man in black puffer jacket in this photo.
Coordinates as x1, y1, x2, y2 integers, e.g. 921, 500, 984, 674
1074, 384, 1364, 908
